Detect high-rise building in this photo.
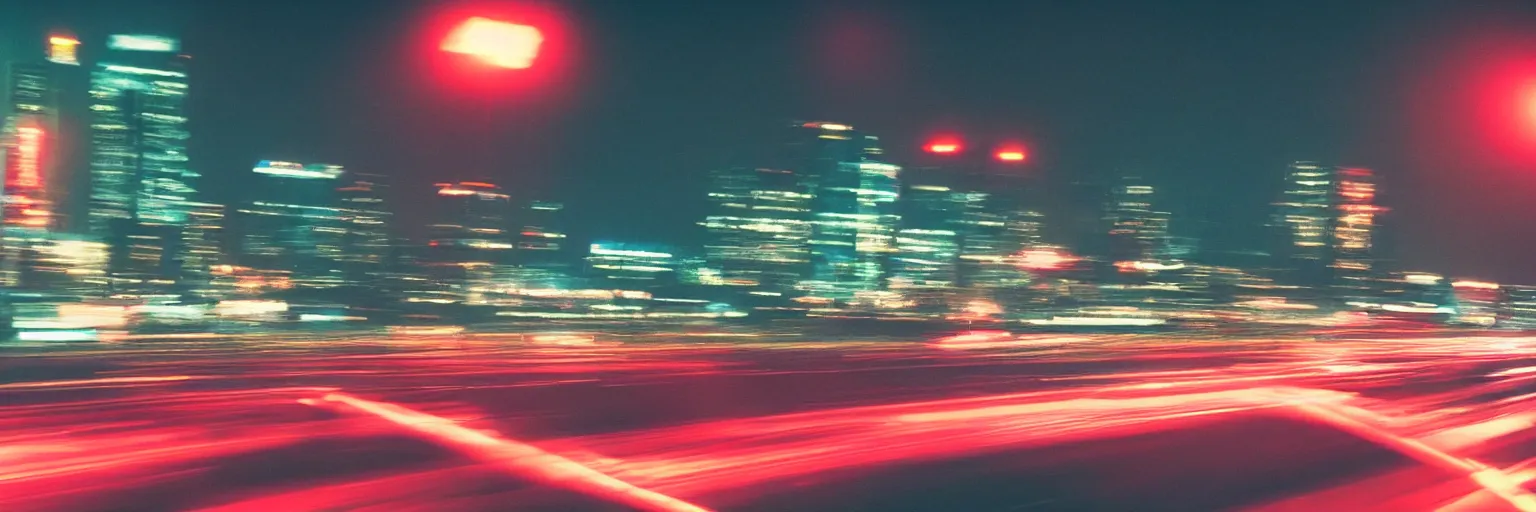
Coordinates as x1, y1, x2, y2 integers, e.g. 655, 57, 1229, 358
1274, 161, 1332, 269
1105, 178, 1170, 263
88, 34, 193, 293
507, 199, 570, 289
1272, 161, 1381, 290
1331, 167, 1378, 294
180, 200, 224, 294
238, 161, 345, 288
700, 166, 813, 293
790, 122, 900, 299
4, 62, 55, 230
425, 181, 513, 303
890, 183, 962, 309
336, 171, 391, 285
0, 32, 93, 291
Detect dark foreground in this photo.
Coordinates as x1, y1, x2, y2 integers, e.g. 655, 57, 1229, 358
4, 330, 1536, 511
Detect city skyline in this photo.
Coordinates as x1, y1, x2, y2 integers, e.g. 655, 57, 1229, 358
5, 0, 1536, 284
10, 5, 1536, 511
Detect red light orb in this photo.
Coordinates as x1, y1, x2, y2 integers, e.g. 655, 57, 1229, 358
441, 17, 543, 69
1523, 85, 1536, 134
925, 141, 962, 154
995, 149, 1026, 162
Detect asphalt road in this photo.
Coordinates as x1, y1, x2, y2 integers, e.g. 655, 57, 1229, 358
3, 329, 1536, 511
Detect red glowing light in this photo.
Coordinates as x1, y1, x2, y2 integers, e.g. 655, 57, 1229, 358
995, 149, 1026, 162
926, 142, 961, 154
14, 126, 42, 189
441, 17, 543, 69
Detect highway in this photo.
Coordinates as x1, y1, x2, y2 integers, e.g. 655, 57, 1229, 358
4, 330, 1536, 511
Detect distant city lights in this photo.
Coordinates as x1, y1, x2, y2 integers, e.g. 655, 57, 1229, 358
1014, 248, 1079, 271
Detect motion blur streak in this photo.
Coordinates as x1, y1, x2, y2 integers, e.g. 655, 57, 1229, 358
1289, 402, 1536, 511
5, 333, 1536, 510
311, 392, 713, 512
0, 375, 196, 390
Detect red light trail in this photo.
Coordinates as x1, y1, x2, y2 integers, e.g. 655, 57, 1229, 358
3, 333, 1536, 510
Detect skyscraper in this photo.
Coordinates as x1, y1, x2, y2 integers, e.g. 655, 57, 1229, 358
700, 166, 813, 295
1272, 161, 1381, 290
1105, 177, 1170, 263
180, 200, 224, 294
790, 122, 900, 299
425, 181, 513, 303
88, 34, 193, 293
890, 183, 962, 309
3, 61, 54, 230
508, 199, 569, 289
238, 161, 345, 288
0, 32, 92, 291
1331, 167, 1380, 295
336, 171, 391, 285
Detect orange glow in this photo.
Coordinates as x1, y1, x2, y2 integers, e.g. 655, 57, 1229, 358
441, 17, 543, 69
458, 181, 496, 188
14, 126, 42, 189
1014, 248, 1079, 271
995, 149, 1026, 162
47, 35, 80, 65
925, 142, 961, 154
1453, 280, 1501, 290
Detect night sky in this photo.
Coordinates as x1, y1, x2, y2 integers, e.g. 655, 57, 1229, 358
6, 0, 1536, 281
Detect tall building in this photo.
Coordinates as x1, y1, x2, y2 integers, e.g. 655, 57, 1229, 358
0, 33, 92, 291
336, 171, 391, 285
790, 122, 900, 299
88, 34, 193, 293
1272, 161, 1381, 290
424, 181, 513, 303
890, 183, 962, 309
181, 200, 224, 294
508, 199, 570, 289
1105, 178, 1170, 263
4, 61, 55, 230
237, 161, 345, 288
1331, 167, 1379, 294
700, 166, 813, 294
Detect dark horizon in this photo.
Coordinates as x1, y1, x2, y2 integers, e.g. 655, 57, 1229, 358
6, 0, 1536, 281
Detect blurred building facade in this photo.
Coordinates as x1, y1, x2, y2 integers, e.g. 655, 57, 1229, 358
88, 34, 195, 294
424, 181, 513, 303
1272, 161, 1381, 296
237, 161, 346, 289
